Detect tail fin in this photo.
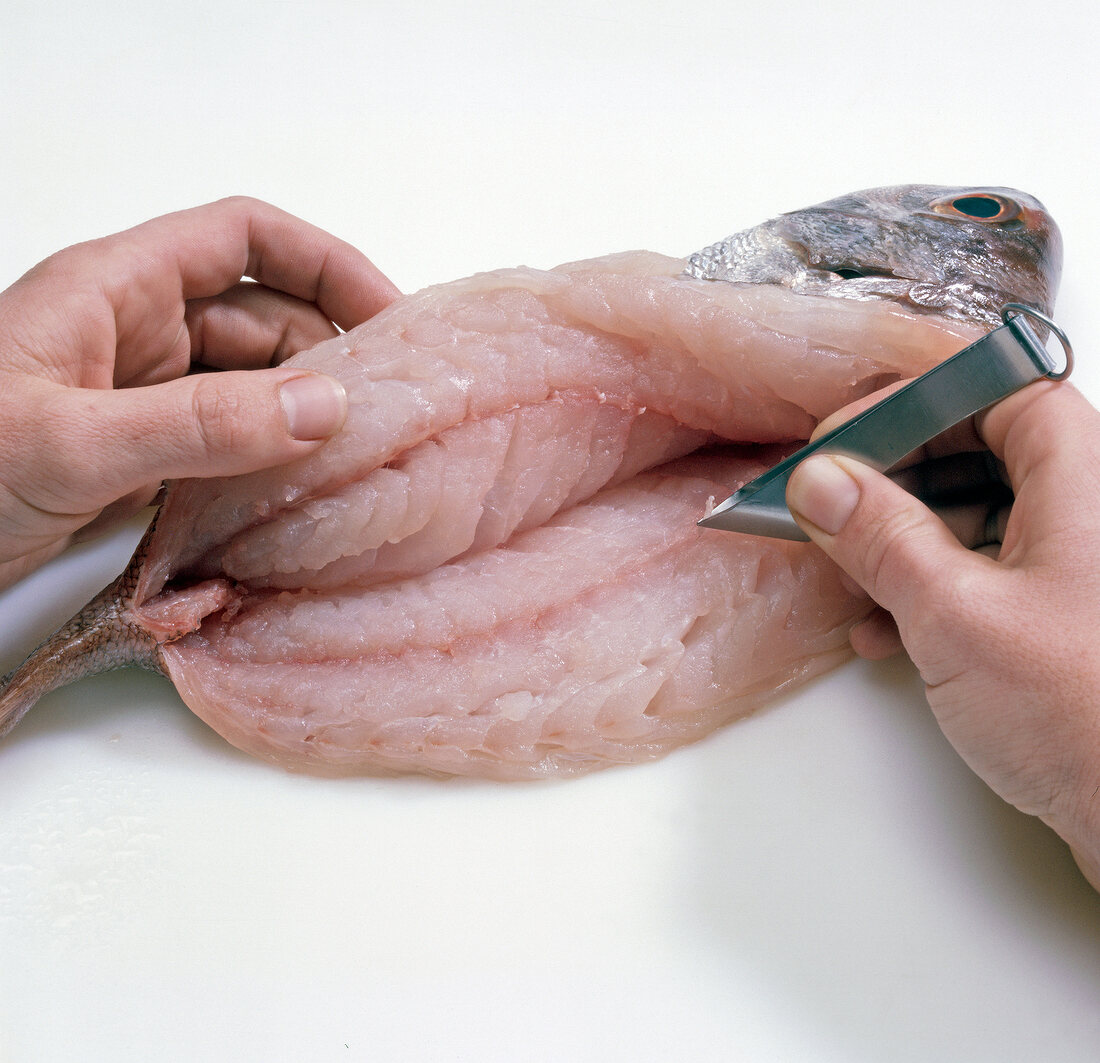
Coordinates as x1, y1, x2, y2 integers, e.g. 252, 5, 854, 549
0, 548, 162, 741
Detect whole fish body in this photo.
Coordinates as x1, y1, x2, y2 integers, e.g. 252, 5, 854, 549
0, 186, 1061, 778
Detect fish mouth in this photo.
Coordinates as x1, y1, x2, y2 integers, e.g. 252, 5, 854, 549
685, 229, 990, 327
819, 264, 901, 281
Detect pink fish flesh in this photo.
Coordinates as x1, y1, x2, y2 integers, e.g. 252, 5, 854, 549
0, 186, 1061, 778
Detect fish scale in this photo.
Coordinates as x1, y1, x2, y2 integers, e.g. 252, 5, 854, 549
0, 531, 163, 740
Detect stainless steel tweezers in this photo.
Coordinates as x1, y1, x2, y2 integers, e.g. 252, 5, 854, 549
697, 304, 1073, 541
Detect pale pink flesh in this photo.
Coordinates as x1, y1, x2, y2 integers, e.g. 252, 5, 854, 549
133, 252, 981, 779
162, 456, 861, 778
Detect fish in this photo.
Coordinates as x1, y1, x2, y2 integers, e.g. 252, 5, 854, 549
0, 185, 1061, 779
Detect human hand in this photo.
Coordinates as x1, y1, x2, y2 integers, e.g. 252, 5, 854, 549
0, 197, 400, 589
786, 378, 1100, 892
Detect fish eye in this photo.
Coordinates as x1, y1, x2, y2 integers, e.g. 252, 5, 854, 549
934, 193, 1022, 225
952, 195, 1005, 218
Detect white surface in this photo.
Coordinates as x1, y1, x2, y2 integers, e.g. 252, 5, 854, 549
2, 2, 1099, 1060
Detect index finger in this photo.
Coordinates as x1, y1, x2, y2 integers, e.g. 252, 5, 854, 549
866, 378, 1100, 566
977, 379, 1100, 540
809, 378, 989, 472
105, 196, 402, 330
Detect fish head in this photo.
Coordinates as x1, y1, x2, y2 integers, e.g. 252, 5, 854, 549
684, 184, 1062, 328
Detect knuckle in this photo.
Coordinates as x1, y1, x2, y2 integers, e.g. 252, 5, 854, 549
860, 506, 928, 602
854, 502, 977, 646
190, 377, 253, 459
17, 243, 92, 288
211, 194, 277, 229
216, 193, 266, 213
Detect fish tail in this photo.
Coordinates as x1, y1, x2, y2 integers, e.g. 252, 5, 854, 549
0, 546, 163, 741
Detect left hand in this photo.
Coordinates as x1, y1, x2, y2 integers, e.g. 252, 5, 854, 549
0, 197, 400, 589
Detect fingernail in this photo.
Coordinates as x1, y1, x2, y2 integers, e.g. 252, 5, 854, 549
280, 374, 347, 440
787, 455, 861, 536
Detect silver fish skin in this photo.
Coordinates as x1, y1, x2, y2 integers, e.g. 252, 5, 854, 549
684, 185, 1062, 328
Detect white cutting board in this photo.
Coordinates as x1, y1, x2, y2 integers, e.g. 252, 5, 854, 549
2, 3, 1099, 1060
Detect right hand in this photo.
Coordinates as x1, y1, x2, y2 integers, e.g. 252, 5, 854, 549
786, 379, 1100, 892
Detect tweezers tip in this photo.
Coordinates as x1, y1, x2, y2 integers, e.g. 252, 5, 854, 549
697, 494, 738, 529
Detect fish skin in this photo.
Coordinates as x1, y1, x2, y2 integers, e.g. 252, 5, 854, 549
685, 185, 1060, 328
0, 544, 160, 740
0, 186, 1063, 776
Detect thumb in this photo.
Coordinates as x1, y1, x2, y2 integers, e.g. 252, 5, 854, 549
31, 369, 347, 511
785, 453, 982, 626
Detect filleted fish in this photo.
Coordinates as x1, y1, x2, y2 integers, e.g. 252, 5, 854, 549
0, 185, 1061, 777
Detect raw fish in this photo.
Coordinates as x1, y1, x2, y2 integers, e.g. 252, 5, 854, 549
0, 186, 1062, 777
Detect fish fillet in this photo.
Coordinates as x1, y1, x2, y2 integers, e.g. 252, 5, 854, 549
1, 184, 1061, 778
136, 252, 978, 777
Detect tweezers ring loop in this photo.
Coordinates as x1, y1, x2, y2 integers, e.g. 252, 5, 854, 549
1001, 303, 1074, 380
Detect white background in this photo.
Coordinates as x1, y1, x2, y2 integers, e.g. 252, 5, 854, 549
2, 2, 1099, 1060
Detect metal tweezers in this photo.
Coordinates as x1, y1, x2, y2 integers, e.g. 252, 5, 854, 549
697, 304, 1074, 541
